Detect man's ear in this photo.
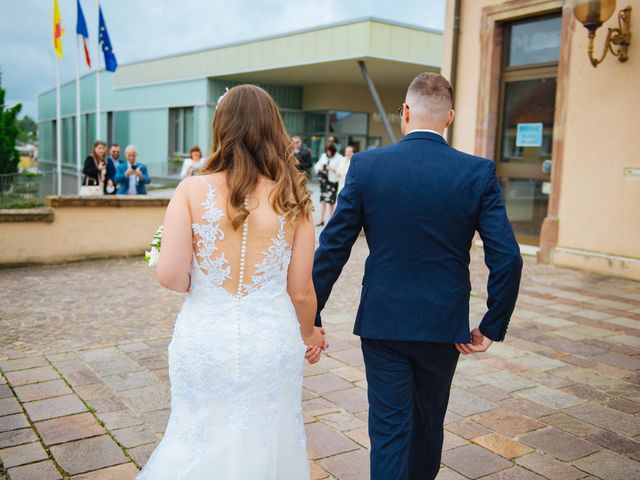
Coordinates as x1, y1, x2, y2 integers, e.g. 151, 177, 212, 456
445, 109, 455, 130
403, 104, 411, 125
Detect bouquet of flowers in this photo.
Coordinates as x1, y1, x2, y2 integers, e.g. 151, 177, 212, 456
145, 225, 164, 266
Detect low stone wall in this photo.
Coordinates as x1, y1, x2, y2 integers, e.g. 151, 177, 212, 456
552, 247, 640, 282
0, 196, 169, 266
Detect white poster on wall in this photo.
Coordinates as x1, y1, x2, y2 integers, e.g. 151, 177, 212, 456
516, 123, 543, 147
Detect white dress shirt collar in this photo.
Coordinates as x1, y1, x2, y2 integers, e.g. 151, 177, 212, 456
406, 129, 444, 138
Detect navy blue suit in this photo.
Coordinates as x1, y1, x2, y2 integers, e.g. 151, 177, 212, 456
105, 156, 120, 194
312, 131, 522, 479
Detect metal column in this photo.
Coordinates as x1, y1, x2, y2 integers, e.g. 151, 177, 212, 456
358, 60, 396, 144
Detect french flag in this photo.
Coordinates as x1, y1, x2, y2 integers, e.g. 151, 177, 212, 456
76, 0, 91, 68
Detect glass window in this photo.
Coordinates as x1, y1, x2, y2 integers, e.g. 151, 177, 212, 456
329, 111, 368, 136
63, 117, 75, 165
114, 111, 129, 147
169, 107, 195, 156
507, 16, 562, 67
499, 77, 556, 164
39, 122, 53, 162
281, 111, 303, 136
107, 112, 113, 146
499, 177, 549, 239
304, 112, 326, 134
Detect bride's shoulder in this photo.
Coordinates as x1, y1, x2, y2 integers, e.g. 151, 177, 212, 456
177, 173, 225, 194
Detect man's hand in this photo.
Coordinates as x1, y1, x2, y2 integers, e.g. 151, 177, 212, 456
455, 327, 493, 355
126, 168, 135, 177
136, 169, 142, 178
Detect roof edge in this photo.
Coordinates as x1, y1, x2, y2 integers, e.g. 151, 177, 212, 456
117, 16, 443, 68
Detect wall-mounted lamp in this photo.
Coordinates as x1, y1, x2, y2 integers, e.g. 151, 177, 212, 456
573, 1, 632, 67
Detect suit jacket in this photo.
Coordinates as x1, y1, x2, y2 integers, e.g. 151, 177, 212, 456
312, 131, 523, 343
115, 162, 151, 195
105, 157, 120, 194
295, 148, 312, 172
105, 157, 121, 181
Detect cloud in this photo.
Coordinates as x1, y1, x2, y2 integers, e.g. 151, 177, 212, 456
0, 0, 445, 119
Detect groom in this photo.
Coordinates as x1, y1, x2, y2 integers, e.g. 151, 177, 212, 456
312, 73, 522, 480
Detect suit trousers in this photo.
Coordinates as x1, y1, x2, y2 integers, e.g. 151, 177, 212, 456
361, 338, 459, 480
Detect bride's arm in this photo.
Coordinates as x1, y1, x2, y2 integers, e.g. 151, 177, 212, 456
287, 215, 323, 347
157, 180, 193, 293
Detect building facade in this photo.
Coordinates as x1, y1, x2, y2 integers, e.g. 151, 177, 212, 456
442, 0, 640, 280
38, 18, 442, 188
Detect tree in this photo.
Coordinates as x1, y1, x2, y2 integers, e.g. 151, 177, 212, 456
0, 70, 22, 174
17, 115, 37, 144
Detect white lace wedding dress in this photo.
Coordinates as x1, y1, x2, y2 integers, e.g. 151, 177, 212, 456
137, 183, 309, 480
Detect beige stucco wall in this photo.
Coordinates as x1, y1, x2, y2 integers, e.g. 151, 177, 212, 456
442, 0, 499, 155
556, 3, 640, 261
443, 0, 640, 280
303, 84, 405, 144
0, 198, 167, 266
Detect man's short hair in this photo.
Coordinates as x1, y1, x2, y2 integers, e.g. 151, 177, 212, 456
110, 143, 120, 149
125, 145, 138, 155
407, 73, 453, 109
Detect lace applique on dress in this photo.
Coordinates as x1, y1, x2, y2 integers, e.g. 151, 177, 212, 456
192, 184, 231, 287
243, 216, 291, 295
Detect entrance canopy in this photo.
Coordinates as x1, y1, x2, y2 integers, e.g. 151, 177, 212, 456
113, 18, 442, 90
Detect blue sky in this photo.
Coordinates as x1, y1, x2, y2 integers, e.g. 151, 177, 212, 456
0, 0, 445, 118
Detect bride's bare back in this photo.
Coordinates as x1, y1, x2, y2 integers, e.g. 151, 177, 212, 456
188, 173, 295, 298
157, 172, 317, 330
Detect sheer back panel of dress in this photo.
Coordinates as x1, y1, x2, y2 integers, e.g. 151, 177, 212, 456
189, 174, 295, 298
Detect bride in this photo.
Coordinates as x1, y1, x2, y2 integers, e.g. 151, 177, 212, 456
137, 85, 326, 479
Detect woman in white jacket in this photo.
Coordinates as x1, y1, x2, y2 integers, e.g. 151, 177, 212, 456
336, 145, 354, 197
180, 145, 205, 179
313, 143, 342, 226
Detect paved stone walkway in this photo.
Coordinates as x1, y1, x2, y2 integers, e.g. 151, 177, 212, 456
2, 233, 640, 478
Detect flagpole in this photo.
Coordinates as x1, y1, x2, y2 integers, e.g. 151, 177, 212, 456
75, 35, 82, 194
55, 58, 62, 196
95, 56, 101, 141
95, 2, 101, 142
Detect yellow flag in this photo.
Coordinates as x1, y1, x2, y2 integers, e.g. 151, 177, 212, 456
53, 0, 64, 58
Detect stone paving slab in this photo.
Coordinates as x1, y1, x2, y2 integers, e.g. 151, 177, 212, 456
6, 460, 62, 480
1, 233, 640, 478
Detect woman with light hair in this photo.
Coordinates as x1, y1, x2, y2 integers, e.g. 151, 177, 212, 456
180, 145, 205, 178
114, 145, 151, 195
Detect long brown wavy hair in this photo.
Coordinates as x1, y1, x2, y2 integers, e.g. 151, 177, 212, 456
199, 85, 313, 229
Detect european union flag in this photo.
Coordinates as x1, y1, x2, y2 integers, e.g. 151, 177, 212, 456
98, 5, 117, 72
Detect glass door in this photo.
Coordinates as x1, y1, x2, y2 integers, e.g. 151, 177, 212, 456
497, 14, 561, 245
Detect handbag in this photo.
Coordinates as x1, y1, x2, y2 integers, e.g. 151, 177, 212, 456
79, 175, 104, 196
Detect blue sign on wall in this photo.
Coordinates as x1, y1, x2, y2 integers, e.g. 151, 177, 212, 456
516, 123, 543, 147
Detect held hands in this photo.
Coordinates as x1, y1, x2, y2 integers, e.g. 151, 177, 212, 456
455, 327, 493, 355
303, 327, 329, 364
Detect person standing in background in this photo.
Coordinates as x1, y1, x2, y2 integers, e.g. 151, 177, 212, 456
336, 145, 354, 196
105, 144, 121, 195
83, 140, 107, 188
292, 135, 312, 174
115, 145, 151, 195
180, 145, 205, 179
314, 143, 342, 226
